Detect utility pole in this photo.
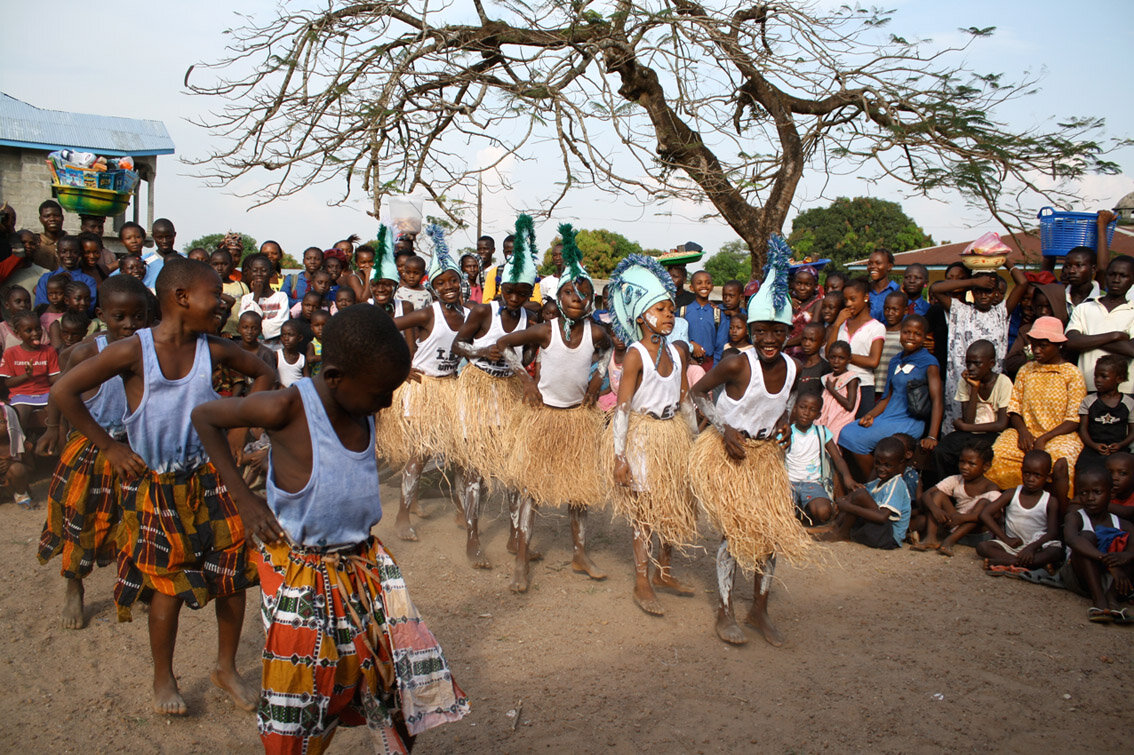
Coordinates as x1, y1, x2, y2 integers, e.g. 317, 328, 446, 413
476, 171, 483, 241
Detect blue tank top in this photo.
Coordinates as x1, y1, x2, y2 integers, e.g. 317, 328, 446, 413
123, 328, 218, 473
85, 335, 128, 440
266, 378, 381, 548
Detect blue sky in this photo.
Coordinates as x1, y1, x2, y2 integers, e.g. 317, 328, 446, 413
2, 1, 1131, 262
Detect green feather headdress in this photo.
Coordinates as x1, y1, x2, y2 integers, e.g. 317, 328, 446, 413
505, 214, 539, 286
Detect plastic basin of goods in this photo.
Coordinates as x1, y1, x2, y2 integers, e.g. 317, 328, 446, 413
1038, 206, 1116, 257
51, 185, 132, 216
960, 254, 1006, 270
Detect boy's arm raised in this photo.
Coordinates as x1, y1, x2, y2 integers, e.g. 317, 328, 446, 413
50, 338, 145, 479
192, 392, 295, 545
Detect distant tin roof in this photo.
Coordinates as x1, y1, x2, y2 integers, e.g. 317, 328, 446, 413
0, 93, 174, 156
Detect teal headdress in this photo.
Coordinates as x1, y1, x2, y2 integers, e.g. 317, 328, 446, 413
608, 254, 676, 345
372, 224, 398, 282
556, 223, 589, 293
505, 214, 539, 286
425, 223, 461, 284
746, 233, 793, 325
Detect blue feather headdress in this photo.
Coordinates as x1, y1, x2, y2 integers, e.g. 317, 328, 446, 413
746, 233, 793, 325
608, 253, 676, 345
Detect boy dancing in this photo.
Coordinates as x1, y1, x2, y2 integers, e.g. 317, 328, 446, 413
52, 258, 277, 715
689, 235, 813, 646
493, 224, 612, 591
193, 304, 469, 752
38, 276, 150, 629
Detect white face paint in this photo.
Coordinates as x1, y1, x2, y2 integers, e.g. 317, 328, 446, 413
644, 312, 659, 329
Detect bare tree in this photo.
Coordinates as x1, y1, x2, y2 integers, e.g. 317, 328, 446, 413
186, 0, 1122, 272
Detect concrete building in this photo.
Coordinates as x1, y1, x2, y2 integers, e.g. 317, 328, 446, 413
0, 92, 173, 237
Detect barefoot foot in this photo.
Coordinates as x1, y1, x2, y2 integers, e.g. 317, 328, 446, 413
466, 539, 491, 569
571, 554, 607, 581
716, 610, 748, 645
910, 541, 940, 552
410, 501, 431, 519
652, 572, 695, 596
153, 677, 188, 716
938, 544, 955, 557
211, 668, 258, 712
62, 579, 85, 630
395, 520, 419, 542
745, 610, 785, 647
510, 559, 531, 593
633, 584, 664, 616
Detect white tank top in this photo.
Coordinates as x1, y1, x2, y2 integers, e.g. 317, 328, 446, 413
629, 341, 681, 419
537, 321, 594, 408
471, 307, 527, 377
1005, 488, 1051, 543
413, 301, 462, 377
717, 351, 796, 439
278, 351, 306, 387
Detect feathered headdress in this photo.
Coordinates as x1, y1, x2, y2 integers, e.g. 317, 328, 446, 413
608, 253, 676, 345
505, 214, 539, 286
556, 223, 589, 293
425, 223, 461, 284
372, 224, 398, 282
746, 233, 793, 325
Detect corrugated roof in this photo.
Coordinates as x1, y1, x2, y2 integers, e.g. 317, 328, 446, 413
846, 226, 1134, 269
0, 93, 174, 156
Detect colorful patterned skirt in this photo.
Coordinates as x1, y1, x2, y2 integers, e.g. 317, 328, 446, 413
37, 432, 121, 579
114, 464, 257, 620
255, 537, 469, 754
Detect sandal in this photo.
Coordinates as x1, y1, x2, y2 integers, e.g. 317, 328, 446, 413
1109, 607, 1133, 625
13, 492, 33, 510
1088, 607, 1114, 623
986, 564, 1027, 577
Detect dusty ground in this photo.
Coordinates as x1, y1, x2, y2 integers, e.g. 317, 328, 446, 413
3, 471, 1131, 753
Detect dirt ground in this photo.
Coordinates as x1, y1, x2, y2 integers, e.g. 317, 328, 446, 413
3, 470, 1131, 753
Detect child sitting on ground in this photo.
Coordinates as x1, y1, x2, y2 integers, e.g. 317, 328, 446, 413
276, 319, 309, 388
37, 273, 69, 336
0, 311, 61, 439
192, 304, 469, 750
911, 441, 1000, 556
1059, 464, 1134, 624
1077, 354, 1134, 472
977, 449, 1064, 575
930, 339, 1011, 485
795, 322, 830, 397
817, 340, 859, 441
1107, 452, 1134, 520
0, 402, 31, 508
875, 291, 908, 399
787, 392, 859, 524
821, 436, 911, 550
396, 254, 432, 310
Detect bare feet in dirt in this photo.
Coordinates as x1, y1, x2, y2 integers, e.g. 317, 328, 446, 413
910, 541, 940, 552
938, 544, 955, 557
153, 676, 188, 716
571, 553, 607, 581
652, 570, 695, 596
467, 538, 491, 569
745, 608, 784, 647
716, 608, 748, 645
62, 579, 84, 630
395, 513, 419, 542
505, 537, 542, 562
410, 501, 431, 518
633, 582, 664, 616
510, 559, 530, 593
211, 668, 258, 712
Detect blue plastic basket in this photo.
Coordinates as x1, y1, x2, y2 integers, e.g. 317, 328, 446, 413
1038, 206, 1117, 257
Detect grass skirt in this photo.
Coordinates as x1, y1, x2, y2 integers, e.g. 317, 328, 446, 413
254, 537, 468, 753
604, 414, 697, 546
689, 430, 814, 573
452, 366, 525, 483
376, 375, 461, 468
37, 432, 121, 579
513, 404, 606, 509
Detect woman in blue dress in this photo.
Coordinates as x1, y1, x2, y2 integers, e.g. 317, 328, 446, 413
839, 314, 943, 480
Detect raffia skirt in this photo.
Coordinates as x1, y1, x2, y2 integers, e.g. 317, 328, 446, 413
375, 374, 461, 468
451, 366, 526, 484
512, 404, 606, 508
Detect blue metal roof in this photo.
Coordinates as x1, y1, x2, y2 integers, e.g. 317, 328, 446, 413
0, 93, 174, 156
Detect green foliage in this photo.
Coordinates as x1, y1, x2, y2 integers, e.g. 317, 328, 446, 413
702, 240, 752, 282
538, 228, 645, 278
184, 232, 299, 268
788, 197, 933, 269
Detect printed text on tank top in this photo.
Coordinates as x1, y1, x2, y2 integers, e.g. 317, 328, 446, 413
472, 306, 527, 377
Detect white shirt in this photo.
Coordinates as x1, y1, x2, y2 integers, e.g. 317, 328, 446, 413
837, 318, 886, 383
239, 290, 290, 340
1066, 297, 1134, 393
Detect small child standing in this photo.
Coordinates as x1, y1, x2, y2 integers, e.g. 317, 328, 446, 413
0, 311, 61, 434
1059, 464, 1134, 623
37, 273, 69, 336
787, 392, 860, 524
826, 278, 883, 418
977, 449, 1064, 574
911, 441, 1000, 556
276, 319, 309, 387
306, 309, 329, 377
396, 255, 433, 310
875, 291, 908, 398
817, 340, 860, 441
1077, 354, 1134, 472
239, 253, 290, 351
192, 303, 469, 750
